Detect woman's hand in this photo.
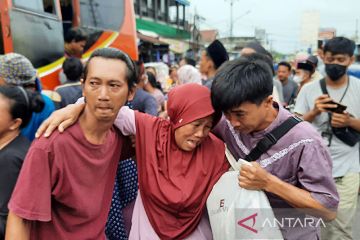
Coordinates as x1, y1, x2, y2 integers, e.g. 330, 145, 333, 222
35, 103, 85, 138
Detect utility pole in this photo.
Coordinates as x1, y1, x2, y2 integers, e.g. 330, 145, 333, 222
192, 9, 205, 53
355, 19, 359, 43
226, 0, 238, 38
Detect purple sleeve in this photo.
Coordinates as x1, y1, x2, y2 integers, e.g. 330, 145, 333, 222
8, 146, 53, 221
297, 142, 339, 210
114, 106, 136, 135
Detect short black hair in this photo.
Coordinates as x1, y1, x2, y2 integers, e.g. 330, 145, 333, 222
324, 37, 355, 57
211, 53, 273, 113
83, 48, 136, 89
146, 72, 162, 90
183, 57, 196, 67
63, 57, 83, 82
64, 27, 88, 43
278, 61, 291, 71
317, 40, 324, 50
0, 86, 44, 128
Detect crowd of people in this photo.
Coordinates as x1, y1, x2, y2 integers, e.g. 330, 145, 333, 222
0, 31, 359, 240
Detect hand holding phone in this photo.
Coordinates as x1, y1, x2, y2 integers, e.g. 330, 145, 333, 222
324, 100, 347, 113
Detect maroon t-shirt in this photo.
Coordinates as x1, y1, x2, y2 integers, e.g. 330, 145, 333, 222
8, 122, 131, 239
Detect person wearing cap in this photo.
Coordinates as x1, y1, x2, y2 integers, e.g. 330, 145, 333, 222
199, 39, 229, 89
0, 53, 55, 141
293, 61, 315, 91
307, 55, 324, 82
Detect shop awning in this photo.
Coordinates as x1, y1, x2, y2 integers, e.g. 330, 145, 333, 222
136, 18, 191, 39
137, 31, 169, 45
159, 37, 189, 54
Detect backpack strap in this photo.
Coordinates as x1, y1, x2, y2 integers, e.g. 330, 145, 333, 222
319, 78, 328, 95
245, 116, 302, 162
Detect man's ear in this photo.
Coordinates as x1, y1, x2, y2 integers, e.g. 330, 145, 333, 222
9, 118, 22, 131
350, 56, 356, 65
127, 86, 136, 101
265, 95, 273, 108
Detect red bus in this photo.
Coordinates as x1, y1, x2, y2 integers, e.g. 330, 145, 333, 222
0, 0, 138, 90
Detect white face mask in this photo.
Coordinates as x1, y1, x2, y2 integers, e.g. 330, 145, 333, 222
293, 75, 303, 84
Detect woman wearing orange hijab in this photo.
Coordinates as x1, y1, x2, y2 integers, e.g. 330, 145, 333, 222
37, 83, 229, 239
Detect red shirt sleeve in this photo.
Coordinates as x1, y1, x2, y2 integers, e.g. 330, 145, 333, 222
8, 145, 54, 222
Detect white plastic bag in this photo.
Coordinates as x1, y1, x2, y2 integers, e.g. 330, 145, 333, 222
207, 147, 283, 240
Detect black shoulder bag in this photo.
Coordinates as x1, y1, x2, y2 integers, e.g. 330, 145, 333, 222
245, 116, 302, 161
319, 78, 360, 147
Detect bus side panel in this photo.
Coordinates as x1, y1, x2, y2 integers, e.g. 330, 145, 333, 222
9, 9, 64, 68
0, 0, 13, 53
110, 0, 138, 60
80, 0, 138, 60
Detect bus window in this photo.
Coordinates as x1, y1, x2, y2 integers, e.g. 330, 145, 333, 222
13, 0, 57, 15
13, 0, 44, 12
43, 0, 56, 14
60, 0, 74, 36
80, 0, 125, 31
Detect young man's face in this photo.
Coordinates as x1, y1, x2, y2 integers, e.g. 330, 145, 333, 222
224, 97, 272, 134
323, 52, 354, 67
70, 40, 86, 56
199, 51, 213, 75
82, 57, 133, 122
277, 65, 291, 82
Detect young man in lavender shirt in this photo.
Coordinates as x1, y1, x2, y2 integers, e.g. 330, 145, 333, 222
211, 53, 339, 239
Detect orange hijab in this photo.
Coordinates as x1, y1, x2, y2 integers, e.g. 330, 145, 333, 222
135, 84, 228, 239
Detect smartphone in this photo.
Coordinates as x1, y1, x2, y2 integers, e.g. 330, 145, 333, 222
324, 100, 347, 113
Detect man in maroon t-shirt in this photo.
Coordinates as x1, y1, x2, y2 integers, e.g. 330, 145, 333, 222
5, 48, 136, 239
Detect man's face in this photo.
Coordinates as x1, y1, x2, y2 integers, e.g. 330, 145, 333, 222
224, 98, 272, 134
71, 40, 86, 56
199, 51, 212, 75
277, 65, 291, 82
323, 52, 354, 67
294, 69, 310, 81
82, 57, 133, 122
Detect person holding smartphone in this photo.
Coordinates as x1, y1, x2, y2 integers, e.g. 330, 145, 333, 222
294, 37, 360, 240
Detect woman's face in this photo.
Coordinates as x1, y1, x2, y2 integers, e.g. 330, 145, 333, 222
0, 95, 16, 136
174, 115, 213, 151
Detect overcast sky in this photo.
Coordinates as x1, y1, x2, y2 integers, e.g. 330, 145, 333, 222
189, 0, 359, 54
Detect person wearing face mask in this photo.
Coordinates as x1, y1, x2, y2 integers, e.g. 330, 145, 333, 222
293, 61, 315, 92
294, 37, 360, 240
